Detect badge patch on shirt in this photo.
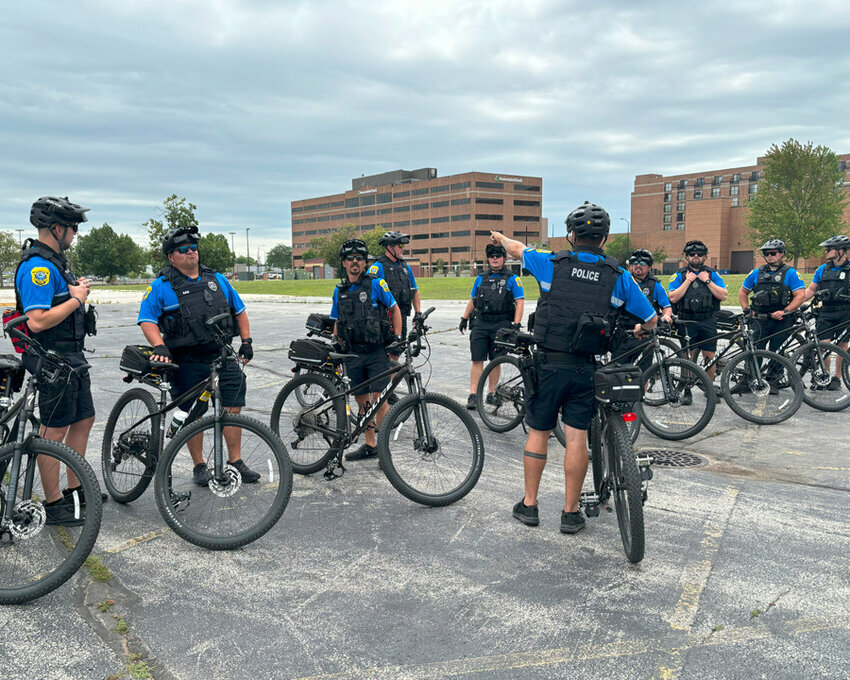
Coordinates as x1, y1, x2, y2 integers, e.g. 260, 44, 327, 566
515, 278, 523, 288
379, 279, 390, 292
359, 291, 368, 302
774, 275, 781, 282
142, 285, 152, 301
31, 267, 50, 287
208, 280, 218, 291
368, 265, 379, 276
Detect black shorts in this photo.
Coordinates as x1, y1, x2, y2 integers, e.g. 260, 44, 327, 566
346, 348, 391, 396
23, 351, 95, 428
678, 316, 719, 353
525, 360, 597, 432
816, 309, 850, 342
469, 319, 511, 362
171, 357, 246, 411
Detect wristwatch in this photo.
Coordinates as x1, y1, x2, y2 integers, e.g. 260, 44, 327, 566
242, 337, 252, 344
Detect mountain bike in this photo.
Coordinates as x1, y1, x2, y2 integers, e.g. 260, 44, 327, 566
0, 318, 102, 604
101, 313, 292, 550
271, 308, 485, 506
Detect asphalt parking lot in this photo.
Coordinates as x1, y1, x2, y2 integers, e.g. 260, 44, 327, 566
1, 298, 848, 680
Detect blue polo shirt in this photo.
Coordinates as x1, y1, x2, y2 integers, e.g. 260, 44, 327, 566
367, 261, 418, 290
668, 269, 726, 292
634, 278, 672, 309
470, 271, 525, 300
522, 248, 657, 322
330, 277, 397, 320
813, 263, 850, 284
138, 271, 245, 325
16, 255, 71, 312
742, 266, 805, 292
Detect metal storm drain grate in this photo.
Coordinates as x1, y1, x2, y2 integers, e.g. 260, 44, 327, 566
640, 449, 709, 468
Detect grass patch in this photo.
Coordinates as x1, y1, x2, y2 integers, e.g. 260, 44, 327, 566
85, 555, 113, 582
711, 624, 725, 632
125, 661, 153, 679
115, 617, 129, 634
97, 599, 115, 613
750, 608, 763, 618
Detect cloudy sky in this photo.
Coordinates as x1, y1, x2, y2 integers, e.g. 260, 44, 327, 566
2, 0, 848, 256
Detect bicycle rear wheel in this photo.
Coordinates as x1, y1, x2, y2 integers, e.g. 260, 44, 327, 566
378, 393, 485, 506
605, 416, 644, 563
720, 349, 803, 424
154, 414, 292, 550
639, 358, 716, 440
0, 439, 102, 604
790, 341, 850, 412
476, 355, 526, 433
270, 374, 344, 475
101, 387, 161, 503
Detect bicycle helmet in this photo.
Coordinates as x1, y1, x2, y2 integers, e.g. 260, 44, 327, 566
338, 238, 369, 261
683, 240, 708, 256
30, 196, 89, 230
819, 235, 850, 250
564, 201, 610, 239
627, 248, 654, 266
759, 239, 786, 253
162, 226, 200, 255
485, 243, 507, 258
378, 231, 410, 247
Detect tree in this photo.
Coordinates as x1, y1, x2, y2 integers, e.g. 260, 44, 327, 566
266, 243, 292, 270
363, 226, 388, 258
235, 256, 256, 266
144, 194, 199, 271
75, 224, 146, 282
198, 233, 234, 273
302, 223, 357, 273
0, 231, 19, 288
747, 139, 848, 268
434, 258, 445, 275
604, 234, 666, 269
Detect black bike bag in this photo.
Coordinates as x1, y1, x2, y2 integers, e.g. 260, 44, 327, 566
119, 345, 155, 376
288, 338, 334, 368
306, 313, 335, 338
594, 364, 643, 404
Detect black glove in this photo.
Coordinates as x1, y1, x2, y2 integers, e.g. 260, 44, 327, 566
238, 338, 253, 361
510, 322, 521, 331
459, 317, 468, 333
333, 338, 349, 353
386, 336, 405, 355
413, 311, 424, 324
151, 345, 172, 362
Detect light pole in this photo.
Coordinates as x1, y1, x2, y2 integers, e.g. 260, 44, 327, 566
15, 229, 23, 246
620, 217, 630, 237
245, 228, 250, 274
229, 231, 235, 254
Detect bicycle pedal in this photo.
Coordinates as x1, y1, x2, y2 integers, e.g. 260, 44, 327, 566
583, 502, 600, 518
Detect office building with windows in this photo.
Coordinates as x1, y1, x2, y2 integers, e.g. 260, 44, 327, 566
291, 168, 543, 275
631, 153, 850, 273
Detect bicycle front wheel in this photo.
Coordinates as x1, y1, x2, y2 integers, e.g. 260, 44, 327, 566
101, 387, 161, 503
0, 439, 103, 604
378, 393, 485, 506
720, 349, 803, 425
476, 354, 526, 433
155, 414, 293, 550
639, 358, 716, 440
605, 416, 644, 563
790, 341, 850, 412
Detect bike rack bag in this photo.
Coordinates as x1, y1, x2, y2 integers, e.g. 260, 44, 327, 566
306, 313, 335, 338
594, 363, 643, 404
494, 327, 534, 353
288, 338, 334, 368
119, 345, 155, 376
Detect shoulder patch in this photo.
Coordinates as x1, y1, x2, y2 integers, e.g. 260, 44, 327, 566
514, 277, 523, 288
379, 279, 390, 292
142, 285, 152, 301
31, 267, 50, 287
368, 265, 379, 275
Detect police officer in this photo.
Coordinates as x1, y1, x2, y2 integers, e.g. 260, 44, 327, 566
138, 226, 259, 486
490, 202, 657, 535
738, 239, 806, 392
458, 243, 524, 410
14, 196, 100, 525
667, 240, 728, 380
368, 231, 422, 348
332, 239, 402, 461
804, 234, 850, 389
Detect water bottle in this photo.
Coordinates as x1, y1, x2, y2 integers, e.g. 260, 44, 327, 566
166, 409, 189, 439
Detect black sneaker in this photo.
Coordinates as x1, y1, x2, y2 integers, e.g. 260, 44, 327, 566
62, 485, 107, 506
466, 394, 477, 410
512, 500, 539, 526
679, 388, 693, 406
44, 498, 85, 527
485, 392, 498, 406
345, 443, 378, 461
729, 380, 750, 395
767, 381, 779, 395
828, 376, 843, 392
560, 510, 586, 534
231, 459, 260, 483
193, 463, 212, 487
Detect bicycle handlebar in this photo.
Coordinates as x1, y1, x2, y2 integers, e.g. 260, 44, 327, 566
2, 314, 90, 382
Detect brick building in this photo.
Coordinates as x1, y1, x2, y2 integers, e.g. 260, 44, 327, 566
291, 169, 543, 276
630, 153, 850, 274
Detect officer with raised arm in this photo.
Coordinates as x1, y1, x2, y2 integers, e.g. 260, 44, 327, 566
491, 202, 656, 535
332, 239, 402, 462
13, 196, 101, 525
458, 243, 524, 410
137, 226, 259, 486
368, 231, 422, 348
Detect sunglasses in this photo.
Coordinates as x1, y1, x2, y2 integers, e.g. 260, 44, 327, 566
631, 260, 651, 266
345, 255, 365, 262
176, 244, 198, 254
763, 251, 780, 257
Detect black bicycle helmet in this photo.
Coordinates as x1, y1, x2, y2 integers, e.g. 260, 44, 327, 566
30, 196, 89, 230
565, 201, 610, 239
486, 243, 507, 258
162, 226, 200, 255
627, 248, 654, 266
819, 235, 850, 250
759, 239, 786, 253
378, 231, 410, 246
338, 238, 369, 261
683, 240, 708, 256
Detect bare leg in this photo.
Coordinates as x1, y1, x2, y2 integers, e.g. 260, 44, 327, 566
469, 361, 484, 395
562, 425, 589, 513
522, 427, 551, 506
487, 364, 502, 394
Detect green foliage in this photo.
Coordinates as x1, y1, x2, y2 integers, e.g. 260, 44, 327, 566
363, 226, 388, 258
144, 194, 199, 271
302, 223, 358, 273
198, 233, 234, 273
0, 230, 20, 288
747, 139, 848, 268
234, 255, 256, 265
74, 224, 146, 282
605, 234, 666, 268
266, 243, 292, 269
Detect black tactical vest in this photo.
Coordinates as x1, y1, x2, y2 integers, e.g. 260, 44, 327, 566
533, 249, 621, 355
473, 270, 515, 321
14, 240, 87, 352
751, 264, 792, 313
673, 266, 721, 319
336, 274, 390, 350
818, 262, 850, 308
157, 265, 236, 352
377, 255, 413, 316
621, 274, 661, 330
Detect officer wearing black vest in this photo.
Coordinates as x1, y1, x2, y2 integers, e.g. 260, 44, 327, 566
368, 231, 422, 351
738, 239, 806, 390
491, 202, 657, 535
667, 240, 728, 380
459, 243, 524, 410
331, 239, 402, 462
13, 196, 101, 525
138, 225, 259, 486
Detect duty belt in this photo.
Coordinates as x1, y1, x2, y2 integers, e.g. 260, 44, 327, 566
537, 350, 594, 365
678, 311, 714, 321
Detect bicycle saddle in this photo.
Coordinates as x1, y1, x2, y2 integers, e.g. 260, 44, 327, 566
0, 356, 22, 371
328, 351, 359, 362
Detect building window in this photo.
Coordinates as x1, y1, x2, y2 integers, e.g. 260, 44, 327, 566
393, 220, 410, 227
713, 175, 722, 185
664, 193, 671, 202
677, 191, 685, 201
839, 161, 847, 172
475, 230, 492, 236
431, 200, 449, 208
303, 205, 317, 211
677, 202, 685, 211
475, 213, 503, 220
317, 216, 331, 222
664, 204, 672, 213
750, 171, 761, 181
376, 192, 392, 204
730, 185, 739, 196
475, 197, 503, 205
345, 197, 358, 208
378, 208, 392, 215
412, 248, 428, 255
330, 200, 344, 208
696, 177, 705, 187
679, 179, 688, 188
431, 247, 449, 253
451, 181, 471, 190
451, 230, 470, 237
711, 187, 720, 198
451, 214, 471, 222
514, 199, 540, 207
345, 212, 359, 218
360, 195, 375, 207
412, 218, 429, 225
731, 173, 741, 183
360, 209, 375, 216
664, 182, 672, 191
431, 232, 449, 239
475, 181, 504, 189
693, 190, 702, 200
676, 222, 685, 230
663, 214, 671, 223
412, 233, 429, 240
431, 217, 449, 224
393, 190, 410, 198
513, 231, 540, 238
292, 207, 304, 213
731, 197, 739, 207
676, 212, 684, 222
452, 245, 470, 252
514, 215, 540, 222
514, 184, 540, 192
451, 197, 471, 205
430, 185, 449, 193
412, 202, 429, 210
412, 188, 429, 195
748, 183, 759, 195
393, 205, 410, 213
663, 224, 672, 231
